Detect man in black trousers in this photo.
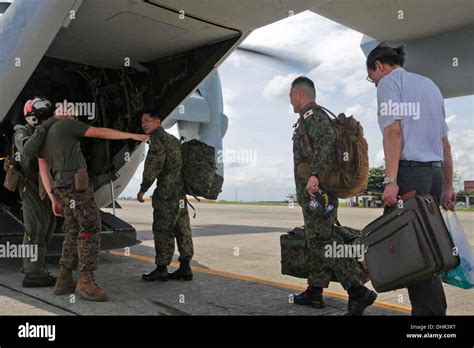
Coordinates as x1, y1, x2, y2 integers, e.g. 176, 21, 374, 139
366, 43, 456, 315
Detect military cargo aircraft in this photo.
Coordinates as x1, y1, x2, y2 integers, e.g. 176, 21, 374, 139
0, 0, 472, 255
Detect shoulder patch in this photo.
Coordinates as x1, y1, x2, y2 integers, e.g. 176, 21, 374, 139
303, 109, 314, 119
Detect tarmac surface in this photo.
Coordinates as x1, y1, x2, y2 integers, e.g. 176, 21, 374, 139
0, 201, 472, 316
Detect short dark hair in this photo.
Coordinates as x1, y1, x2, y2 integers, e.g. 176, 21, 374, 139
291, 76, 315, 90
366, 42, 405, 70
291, 76, 316, 99
140, 109, 162, 121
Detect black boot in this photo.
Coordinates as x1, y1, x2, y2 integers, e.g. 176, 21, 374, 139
142, 266, 168, 282
293, 286, 325, 308
168, 260, 193, 281
22, 272, 57, 288
343, 282, 377, 316
22, 248, 56, 288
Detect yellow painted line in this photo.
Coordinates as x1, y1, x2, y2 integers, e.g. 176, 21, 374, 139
109, 250, 411, 314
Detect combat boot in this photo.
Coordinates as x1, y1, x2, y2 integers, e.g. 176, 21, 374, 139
53, 267, 77, 295
293, 286, 326, 308
75, 271, 108, 302
22, 247, 57, 288
343, 282, 377, 316
142, 265, 169, 282
22, 272, 57, 288
168, 260, 193, 281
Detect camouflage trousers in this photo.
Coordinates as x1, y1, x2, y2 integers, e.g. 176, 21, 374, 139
297, 179, 366, 290
54, 183, 101, 272
152, 194, 193, 266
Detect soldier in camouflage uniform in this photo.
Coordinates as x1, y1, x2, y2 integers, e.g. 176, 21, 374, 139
289, 76, 377, 315
138, 111, 194, 282
14, 98, 59, 288
38, 112, 148, 301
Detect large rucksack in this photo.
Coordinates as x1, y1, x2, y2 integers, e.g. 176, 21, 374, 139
300, 105, 369, 199
181, 139, 223, 200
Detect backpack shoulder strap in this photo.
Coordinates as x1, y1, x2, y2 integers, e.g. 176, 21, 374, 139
298, 113, 313, 152
316, 105, 337, 119
298, 105, 331, 152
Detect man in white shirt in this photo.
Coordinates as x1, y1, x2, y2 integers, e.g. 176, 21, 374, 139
366, 43, 455, 315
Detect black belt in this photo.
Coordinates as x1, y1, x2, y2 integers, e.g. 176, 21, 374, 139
399, 160, 442, 168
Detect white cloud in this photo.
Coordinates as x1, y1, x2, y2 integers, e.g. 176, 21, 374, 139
222, 87, 239, 104
449, 129, 474, 182
247, 10, 372, 101
222, 87, 239, 121
262, 73, 299, 102
446, 114, 457, 126
345, 104, 364, 117
373, 148, 385, 168
243, 11, 341, 53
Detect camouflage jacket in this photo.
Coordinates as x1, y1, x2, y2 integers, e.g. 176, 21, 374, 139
140, 127, 184, 199
292, 102, 335, 180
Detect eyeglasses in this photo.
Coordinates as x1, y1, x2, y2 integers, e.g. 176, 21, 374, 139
366, 75, 375, 83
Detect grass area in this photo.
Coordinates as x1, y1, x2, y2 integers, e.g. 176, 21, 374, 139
455, 207, 474, 212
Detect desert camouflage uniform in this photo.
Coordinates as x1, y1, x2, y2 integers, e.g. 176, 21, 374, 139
292, 102, 366, 290
141, 127, 193, 266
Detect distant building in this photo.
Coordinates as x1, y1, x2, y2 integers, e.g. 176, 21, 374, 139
458, 181, 474, 208
357, 194, 383, 208
464, 180, 474, 194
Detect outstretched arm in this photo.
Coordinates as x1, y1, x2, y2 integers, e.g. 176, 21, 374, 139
84, 127, 148, 142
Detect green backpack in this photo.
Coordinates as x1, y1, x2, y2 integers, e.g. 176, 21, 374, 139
181, 139, 223, 200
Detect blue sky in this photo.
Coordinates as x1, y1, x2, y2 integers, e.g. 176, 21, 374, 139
121, 11, 474, 201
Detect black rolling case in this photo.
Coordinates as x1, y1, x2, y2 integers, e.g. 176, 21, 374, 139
361, 194, 460, 292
